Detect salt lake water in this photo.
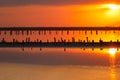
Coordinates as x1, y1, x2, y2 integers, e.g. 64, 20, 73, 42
0, 48, 120, 80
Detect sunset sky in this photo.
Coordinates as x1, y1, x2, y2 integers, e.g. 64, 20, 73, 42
0, 0, 120, 27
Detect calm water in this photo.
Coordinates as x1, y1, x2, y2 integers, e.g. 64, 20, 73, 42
0, 48, 120, 80
0, 63, 120, 80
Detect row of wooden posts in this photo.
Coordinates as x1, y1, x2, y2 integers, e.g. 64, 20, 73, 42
0, 37, 107, 43
0, 30, 116, 35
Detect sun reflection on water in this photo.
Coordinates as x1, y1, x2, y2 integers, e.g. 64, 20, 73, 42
109, 48, 116, 67
109, 48, 117, 80
109, 48, 117, 58
110, 67, 117, 80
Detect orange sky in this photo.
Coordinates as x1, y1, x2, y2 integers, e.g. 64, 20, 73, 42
0, 3, 120, 27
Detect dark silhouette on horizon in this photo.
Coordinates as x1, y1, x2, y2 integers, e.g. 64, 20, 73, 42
0, 27, 120, 31
0, 27, 119, 49
0, 38, 119, 48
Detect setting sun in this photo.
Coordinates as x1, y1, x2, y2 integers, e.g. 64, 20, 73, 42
109, 48, 117, 56
101, 4, 120, 17
107, 4, 119, 10
101, 4, 120, 10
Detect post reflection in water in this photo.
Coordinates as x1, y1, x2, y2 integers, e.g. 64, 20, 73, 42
109, 48, 117, 80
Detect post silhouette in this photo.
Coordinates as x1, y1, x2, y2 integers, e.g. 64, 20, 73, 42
91, 30, 92, 35
54, 37, 56, 43
85, 31, 87, 35
86, 37, 88, 42
96, 30, 98, 35
4, 31, 6, 35
10, 31, 12, 35
2, 38, 5, 43
67, 31, 69, 35
38, 31, 40, 35
72, 37, 75, 42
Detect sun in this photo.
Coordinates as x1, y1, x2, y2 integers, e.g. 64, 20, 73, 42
101, 4, 120, 10
107, 4, 119, 10
101, 4, 120, 17
109, 48, 117, 56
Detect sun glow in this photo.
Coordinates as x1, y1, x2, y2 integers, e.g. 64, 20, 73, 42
101, 4, 120, 10
101, 4, 120, 17
107, 4, 119, 10
109, 48, 117, 56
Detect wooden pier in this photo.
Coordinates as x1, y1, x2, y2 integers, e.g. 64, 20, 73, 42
0, 27, 120, 49
0, 42, 120, 48
0, 27, 120, 31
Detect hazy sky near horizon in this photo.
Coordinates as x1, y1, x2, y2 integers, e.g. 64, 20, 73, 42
0, 0, 120, 26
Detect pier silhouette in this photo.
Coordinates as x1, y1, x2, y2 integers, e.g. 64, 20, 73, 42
0, 27, 120, 49
0, 41, 120, 48
0, 27, 120, 31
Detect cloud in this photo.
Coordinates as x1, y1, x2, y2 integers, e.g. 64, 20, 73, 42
0, 0, 117, 7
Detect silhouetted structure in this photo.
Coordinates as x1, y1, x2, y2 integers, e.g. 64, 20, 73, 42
1, 27, 120, 31
0, 41, 120, 48
0, 27, 120, 49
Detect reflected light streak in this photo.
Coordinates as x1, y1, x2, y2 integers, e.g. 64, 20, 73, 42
110, 67, 117, 80
109, 48, 116, 67
109, 48, 117, 80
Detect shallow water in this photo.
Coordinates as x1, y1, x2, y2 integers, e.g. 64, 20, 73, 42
0, 63, 120, 80
0, 48, 118, 66
0, 48, 120, 80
